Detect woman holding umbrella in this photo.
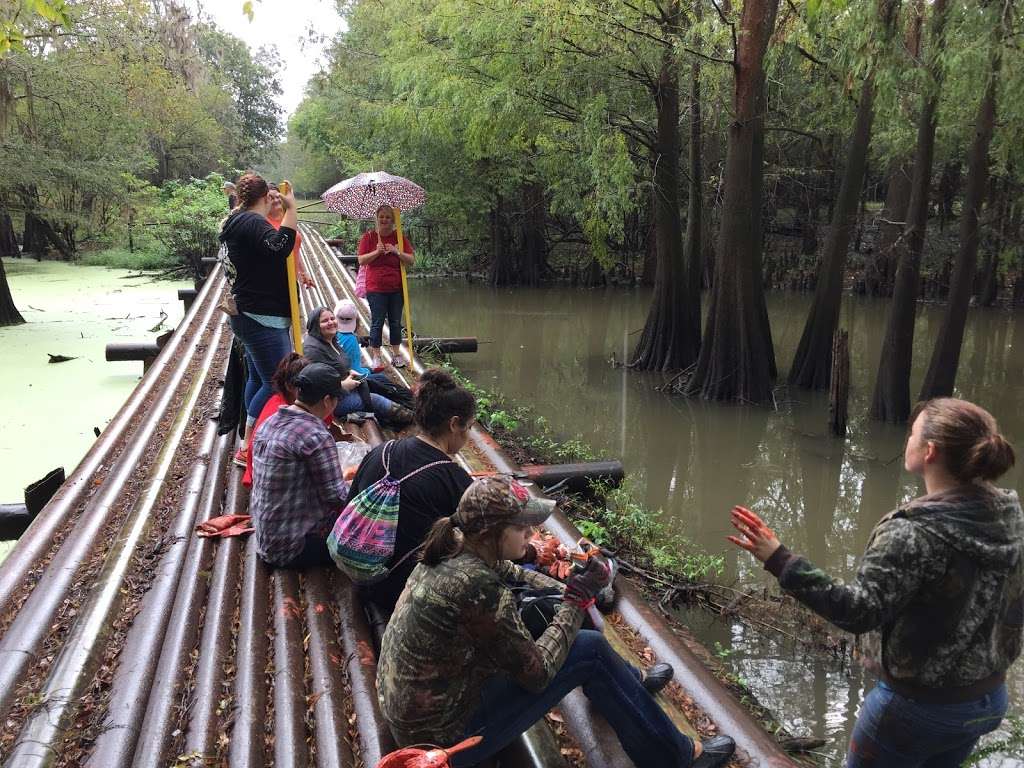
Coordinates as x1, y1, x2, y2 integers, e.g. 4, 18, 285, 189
358, 204, 415, 369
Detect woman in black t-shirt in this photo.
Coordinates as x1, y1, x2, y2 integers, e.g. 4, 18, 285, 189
346, 368, 476, 612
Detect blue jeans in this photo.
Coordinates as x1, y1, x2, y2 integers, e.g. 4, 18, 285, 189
451, 629, 695, 768
847, 681, 1008, 768
230, 313, 293, 420
334, 391, 393, 419
367, 291, 403, 349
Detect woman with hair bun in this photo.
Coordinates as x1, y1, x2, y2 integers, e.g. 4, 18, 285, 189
345, 368, 475, 612
730, 398, 1024, 768
219, 172, 299, 466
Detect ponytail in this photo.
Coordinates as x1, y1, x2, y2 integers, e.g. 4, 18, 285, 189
915, 398, 1016, 483
420, 516, 463, 566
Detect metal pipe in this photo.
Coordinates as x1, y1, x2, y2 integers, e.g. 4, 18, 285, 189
84, 419, 232, 768
304, 570, 356, 768
334, 572, 395, 767
518, 460, 625, 492
178, 287, 198, 310
272, 568, 310, 768
125, 433, 234, 768
4, 319, 228, 767
354, 336, 479, 354
180, 478, 245, 761
0, 267, 224, 616
0, 504, 31, 540
227, 535, 272, 768
105, 342, 161, 362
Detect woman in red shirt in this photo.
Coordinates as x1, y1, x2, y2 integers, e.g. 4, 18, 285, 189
357, 205, 414, 369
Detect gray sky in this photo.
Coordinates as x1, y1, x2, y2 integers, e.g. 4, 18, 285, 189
191, 0, 345, 117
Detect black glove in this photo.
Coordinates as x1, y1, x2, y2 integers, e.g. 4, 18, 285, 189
564, 555, 611, 608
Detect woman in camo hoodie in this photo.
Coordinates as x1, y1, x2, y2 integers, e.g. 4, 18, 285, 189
730, 398, 1023, 768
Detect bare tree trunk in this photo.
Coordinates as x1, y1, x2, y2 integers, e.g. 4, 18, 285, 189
684, 55, 704, 345
870, 0, 949, 422
0, 256, 24, 326
750, 74, 777, 380
632, 13, 700, 371
488, 196, 515, 287
0, 202, 17, 258
919, 42, 999, 399
518, 182, 547, 287
789, 75, 877, 389
685, 0, 780, 402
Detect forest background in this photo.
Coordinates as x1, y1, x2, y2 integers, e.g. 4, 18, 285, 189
1, 0, 1022, 421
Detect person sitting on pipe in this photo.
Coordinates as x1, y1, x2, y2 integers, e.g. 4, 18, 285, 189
302, 305, 413, 428
249, 363, 350, 569
377, 475, 736, 768
333, 299, 414, 409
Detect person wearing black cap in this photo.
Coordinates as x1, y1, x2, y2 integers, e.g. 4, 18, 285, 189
377, 476, 735, 768
249, 362, 350, 569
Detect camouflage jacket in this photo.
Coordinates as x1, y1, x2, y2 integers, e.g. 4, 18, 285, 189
377, 552, 584, 746
766, 484, 1024, 688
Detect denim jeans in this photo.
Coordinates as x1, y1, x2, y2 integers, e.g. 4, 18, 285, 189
367, 291, 404, 349
334, 391, 394, 419
229, 313, 293, 420
451, 629, 695, 768
847, 681, 1008, 768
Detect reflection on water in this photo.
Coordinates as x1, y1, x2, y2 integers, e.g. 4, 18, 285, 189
413, 280, 1024, 766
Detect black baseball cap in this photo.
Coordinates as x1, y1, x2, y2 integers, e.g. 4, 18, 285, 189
294, 362, 345, 402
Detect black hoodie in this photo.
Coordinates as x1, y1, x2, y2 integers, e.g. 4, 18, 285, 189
219, 210, 297, 317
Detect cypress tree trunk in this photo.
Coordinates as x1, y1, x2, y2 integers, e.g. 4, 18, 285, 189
789, 76, 876, 388
518, 182, 547, 287
685, 0, 780, 402
870, 0, 949, 422
0, 256, 24, 326
919, 42, 999, 399
488, 196, 515, 287
684, 55, 704, 345
750, 74, 777, 380
0, 203, 17, 258
631, 19, 700, 371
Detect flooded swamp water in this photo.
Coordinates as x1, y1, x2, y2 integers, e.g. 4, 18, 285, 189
0, 260, 188, 562
412, 279, 1024, 767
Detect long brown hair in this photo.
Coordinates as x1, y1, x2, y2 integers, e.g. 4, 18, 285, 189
913, 398, 1015, 482
414, 368, 476, 438
420, 517, 510, 566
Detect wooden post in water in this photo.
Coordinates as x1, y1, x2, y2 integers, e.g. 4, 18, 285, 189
829, 329, 850, 437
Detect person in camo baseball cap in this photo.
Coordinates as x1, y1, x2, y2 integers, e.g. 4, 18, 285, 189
452, 475, 556, 533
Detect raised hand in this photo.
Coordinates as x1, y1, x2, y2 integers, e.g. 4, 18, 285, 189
727, 505, 782, 563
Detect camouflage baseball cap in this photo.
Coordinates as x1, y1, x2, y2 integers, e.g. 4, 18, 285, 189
454, 475, 556, 532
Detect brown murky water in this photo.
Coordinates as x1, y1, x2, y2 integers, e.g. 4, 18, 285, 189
412, 280, 1024, 767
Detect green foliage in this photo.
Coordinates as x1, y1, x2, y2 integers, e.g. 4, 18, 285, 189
79, 246, 174, 271
965, 716, 1024, 765
147, 174, 231, 275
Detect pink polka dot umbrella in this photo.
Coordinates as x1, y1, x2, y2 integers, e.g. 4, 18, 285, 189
320, 171, 426, 218
321, 171, 425, 365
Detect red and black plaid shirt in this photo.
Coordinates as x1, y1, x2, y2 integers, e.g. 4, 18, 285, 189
250, 406, 348, 566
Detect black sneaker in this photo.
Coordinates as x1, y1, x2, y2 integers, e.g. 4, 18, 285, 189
640, 663, 674, 694
692, 735, 735, 768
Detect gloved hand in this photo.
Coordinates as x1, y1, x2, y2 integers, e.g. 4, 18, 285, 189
564, 554, 612, 609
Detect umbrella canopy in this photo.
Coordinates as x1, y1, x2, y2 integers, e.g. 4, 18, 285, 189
321, 171, 425, 218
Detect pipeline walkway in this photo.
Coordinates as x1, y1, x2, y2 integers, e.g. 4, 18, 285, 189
0, 227, 799, 768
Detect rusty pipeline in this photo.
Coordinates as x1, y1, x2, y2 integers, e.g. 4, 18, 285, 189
228, 534, 272, 768
304, 569, 357, 768
273, 569, 311, 768
180, 476, 246, 761
0, 265, 224, 616
4, 318, 229, 767
84, 423, 233, 768
335, 572, 395, 767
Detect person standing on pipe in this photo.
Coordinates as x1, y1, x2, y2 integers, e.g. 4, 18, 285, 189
377, 475, 736, 768
358, 204, 414, 370
729, 397, 1023, 768
267, 183, 313, 289
219, 172, 298, 467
